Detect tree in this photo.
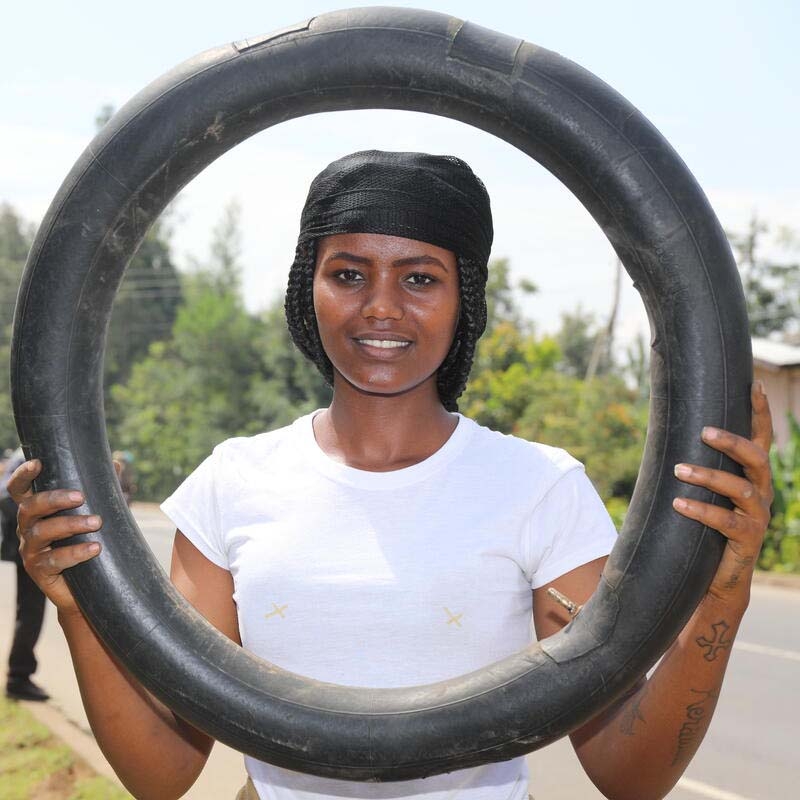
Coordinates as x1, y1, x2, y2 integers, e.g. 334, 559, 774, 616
555, 307, 613, 378
461, 320, 560, 433
0, 203, 35, 333
462, 314, 644, 503
104, 218, 183, 391
483, 257, 536, 337
111, 202, 331, 498
246, 300, 332, 435
728, 215, 800, 339
0, 204, 35, 450
463, 258, 647, 506
112, 284, 263, 498
100, 99, 183, 420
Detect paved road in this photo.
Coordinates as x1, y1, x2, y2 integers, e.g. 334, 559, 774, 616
2, 503, 798, 799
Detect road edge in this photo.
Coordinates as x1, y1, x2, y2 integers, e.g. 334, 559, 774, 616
751, 569, 800, 590
21, 698, 127, 790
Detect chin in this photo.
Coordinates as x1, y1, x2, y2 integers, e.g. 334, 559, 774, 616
336, 370, 431, 399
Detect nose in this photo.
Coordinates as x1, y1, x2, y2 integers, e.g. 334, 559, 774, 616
361, 274, 404, 321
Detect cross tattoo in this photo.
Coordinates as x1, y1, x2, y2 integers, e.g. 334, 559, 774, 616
695, 620, 732, 661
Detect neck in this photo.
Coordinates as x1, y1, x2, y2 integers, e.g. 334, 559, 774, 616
313, 377, 457, 471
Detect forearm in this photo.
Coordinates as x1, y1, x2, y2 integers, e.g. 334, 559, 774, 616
572, 588, 748, 800
60, 610, 212, 800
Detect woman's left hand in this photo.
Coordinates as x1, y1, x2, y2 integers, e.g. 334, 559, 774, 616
672, 381, 774, 604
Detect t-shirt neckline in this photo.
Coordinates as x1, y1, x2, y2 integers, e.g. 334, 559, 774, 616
297, 409, 475, 489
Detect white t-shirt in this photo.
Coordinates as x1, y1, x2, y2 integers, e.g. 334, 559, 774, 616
161, 411, 618, 800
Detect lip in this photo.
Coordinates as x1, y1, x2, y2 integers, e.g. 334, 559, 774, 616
352, 333, 413, 343
352, 335, 413, 358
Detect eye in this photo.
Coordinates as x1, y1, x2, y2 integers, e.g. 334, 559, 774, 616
332, 269, 363, 284
405, 273, 437, 287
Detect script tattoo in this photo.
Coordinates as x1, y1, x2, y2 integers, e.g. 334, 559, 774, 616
695, 620, 732, 662
619, 691, 646, 736
671, 688, 718, 766
723, 554, 755, 591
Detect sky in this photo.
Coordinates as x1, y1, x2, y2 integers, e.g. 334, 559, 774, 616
2, 0, 798, 347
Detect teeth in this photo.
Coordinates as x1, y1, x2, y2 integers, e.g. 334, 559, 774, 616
357, 339, 410, 349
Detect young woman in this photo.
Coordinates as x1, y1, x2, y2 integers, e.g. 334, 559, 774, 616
10, 151, 773, 800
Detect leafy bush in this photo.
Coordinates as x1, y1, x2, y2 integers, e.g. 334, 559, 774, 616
761, 413, 800, 571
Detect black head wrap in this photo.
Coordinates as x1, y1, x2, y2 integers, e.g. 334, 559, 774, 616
297, 150, 493, 264
285, 150, 492, 412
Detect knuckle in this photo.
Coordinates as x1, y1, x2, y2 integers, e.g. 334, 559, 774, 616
725, 510, 740, 530
754, 449, 770, 471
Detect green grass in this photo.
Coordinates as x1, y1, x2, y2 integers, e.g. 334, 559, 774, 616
0, 694, 131, 799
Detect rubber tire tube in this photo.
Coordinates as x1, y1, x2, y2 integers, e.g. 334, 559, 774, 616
12, 6, 751, 781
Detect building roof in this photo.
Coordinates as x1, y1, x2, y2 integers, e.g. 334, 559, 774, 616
752, 337, 800, 367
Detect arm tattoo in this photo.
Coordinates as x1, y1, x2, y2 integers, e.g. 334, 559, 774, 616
722, 554, 754, 591
671, 688, 719, 766
619, 692, 646, 736
695, 620, 732, 662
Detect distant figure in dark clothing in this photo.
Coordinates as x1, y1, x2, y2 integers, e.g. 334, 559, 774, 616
1, 448, 49, 701
112, 450, 137, 506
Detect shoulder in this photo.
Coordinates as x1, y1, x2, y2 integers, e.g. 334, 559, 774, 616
205, 413, 313, 481
458, 415, 584, 500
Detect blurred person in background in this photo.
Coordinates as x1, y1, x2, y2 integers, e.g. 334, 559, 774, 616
1, 446, 49, 701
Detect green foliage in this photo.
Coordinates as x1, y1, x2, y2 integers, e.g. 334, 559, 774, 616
463, 256, 647, 505
112, 284, 263, 499
0, 202, 35, 331
0, 694, 131, 799
761, 413, 800, 571
604, 496, 629, 531
462, 317, 646, 503
111, 205, 329, 499
245, 301, 332, 435
555, 307, 615, 379
70, 776, 132, 799
728, 215, 800, 339
483, 256, 536, 336
0, 694, 73, 799
104, 219, 183, 392
0, 203, 35, 451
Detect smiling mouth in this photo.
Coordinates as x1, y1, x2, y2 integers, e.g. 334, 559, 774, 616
354, 339, 411, 349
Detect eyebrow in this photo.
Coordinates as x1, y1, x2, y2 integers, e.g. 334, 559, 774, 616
326, 251, 449, 272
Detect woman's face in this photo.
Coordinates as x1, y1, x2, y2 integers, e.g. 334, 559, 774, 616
313, 232, 460, 400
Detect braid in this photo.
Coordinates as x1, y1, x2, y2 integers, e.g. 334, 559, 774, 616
285, 245, 488, 410
285, 240, 334, 385
437, 255, 488, 411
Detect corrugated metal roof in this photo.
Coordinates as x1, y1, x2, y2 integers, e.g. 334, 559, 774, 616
752, 337, 800, 367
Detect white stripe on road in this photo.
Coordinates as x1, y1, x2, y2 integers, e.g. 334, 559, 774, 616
677, 776, 754, 800
734, 640, 800, 662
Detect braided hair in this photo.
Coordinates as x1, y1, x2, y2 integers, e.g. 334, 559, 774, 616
284, 240, 487, 412
284, 150, 492, 411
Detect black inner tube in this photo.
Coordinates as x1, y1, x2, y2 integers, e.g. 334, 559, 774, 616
11, 6, 751, 781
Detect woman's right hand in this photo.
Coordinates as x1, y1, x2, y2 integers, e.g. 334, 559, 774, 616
9, 459, 103, 615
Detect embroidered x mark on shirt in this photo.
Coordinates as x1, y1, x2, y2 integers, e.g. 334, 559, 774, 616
265, 602, 288, 619
444, 607, 463, 627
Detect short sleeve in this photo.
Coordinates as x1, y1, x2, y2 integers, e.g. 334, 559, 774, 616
160, 450, 227, 569
524, 467, 618, 589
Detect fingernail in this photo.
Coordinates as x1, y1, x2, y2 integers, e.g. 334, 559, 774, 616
68, 491, 83, 503
87, 542, 101, 555
673, 497, 689, 510
754, 379, 765, 395
86, 516, 102, 529
674, 464, 692, 479
702, 426, 718, 441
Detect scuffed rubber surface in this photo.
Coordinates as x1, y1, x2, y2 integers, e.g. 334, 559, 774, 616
11, 6, 751, 781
